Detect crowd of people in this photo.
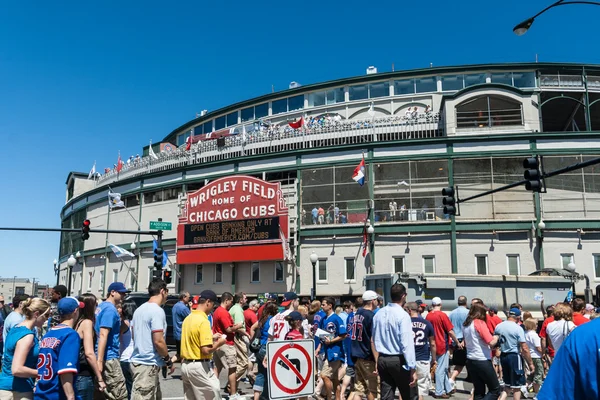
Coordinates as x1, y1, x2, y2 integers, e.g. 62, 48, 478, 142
0, 281, 598, 399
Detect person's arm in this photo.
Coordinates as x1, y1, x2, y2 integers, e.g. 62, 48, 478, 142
11, 335, 37, 378
249, 321, 259, 338
60, 373, 76, 400
399, 313, 417, 386
200, 337, 228, 356
475, 319, 499, 347
520, 341, 534, 370
81, 320, 106, 391
96, 327, 110, 373
429, 336, 437, 365
448, 329, 463, 349
540, 299, 546, 318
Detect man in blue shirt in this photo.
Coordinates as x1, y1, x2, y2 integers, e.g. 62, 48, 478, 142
320, 297, 347, 400
372, 284, 416, 400
172, 291, 190, 362
409, 302, 436, 400
2, 294, 28, 352
341, 299, 357, 399
351, 291, 378, 400
448, 295, 469, 387
538, 317, 600, 399
96, 282, 130, 400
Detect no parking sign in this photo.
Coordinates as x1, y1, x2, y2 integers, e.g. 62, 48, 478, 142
267, 339, 315, 399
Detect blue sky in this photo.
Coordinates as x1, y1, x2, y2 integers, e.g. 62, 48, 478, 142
1, 1, 599, 286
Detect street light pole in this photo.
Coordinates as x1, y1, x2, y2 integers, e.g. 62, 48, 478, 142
67, 255, 77, 296
309, 252, 319, 301
513, 0, 600, 35
53, 259, 59, 287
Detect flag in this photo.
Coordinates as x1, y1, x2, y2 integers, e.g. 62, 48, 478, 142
368, 102, 375, 118
288, 117, 304, 129
153, 240, 168, 267
352, 158, 366, 186
87, 162, 96, 179
362, 225, 368, 257
108, 190, 125, 209
242, 124, 247, 144
116, 153, 124, 173
149, 141, 158, 160
279, 226, 290, 261
186, 134, 192, 151
108, 243, 134, 258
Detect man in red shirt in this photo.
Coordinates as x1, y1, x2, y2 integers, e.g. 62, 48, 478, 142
572, 298, 590, 326
212, 292, 244, 399
426, 297, 462, 399
244, 300, 259, 335
486, 306, 503, 334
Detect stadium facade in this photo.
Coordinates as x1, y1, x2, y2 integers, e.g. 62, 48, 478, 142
59, 62, 600, 302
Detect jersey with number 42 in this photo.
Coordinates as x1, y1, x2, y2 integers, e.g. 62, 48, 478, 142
35, 325, 81, 400
268, 310, 292, 341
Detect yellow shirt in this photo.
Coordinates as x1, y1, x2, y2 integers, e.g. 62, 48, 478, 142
181, 309, 213, 360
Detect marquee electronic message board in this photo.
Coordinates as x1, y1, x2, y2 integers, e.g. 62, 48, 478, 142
176, 176, 289, 264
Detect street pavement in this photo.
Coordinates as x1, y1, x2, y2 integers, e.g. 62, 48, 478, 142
159, 354, 475, 399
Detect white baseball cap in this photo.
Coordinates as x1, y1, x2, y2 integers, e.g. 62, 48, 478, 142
362, 290, 379, 301
432, 297, 442, 306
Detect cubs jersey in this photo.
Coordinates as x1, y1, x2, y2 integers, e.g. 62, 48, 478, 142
34, 325, 80, 400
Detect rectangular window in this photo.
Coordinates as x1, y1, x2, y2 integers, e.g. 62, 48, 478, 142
476, 255, 488, 275
241, 107, 254, 122
288, 95, 304, 111
507, 255, 520, 275
561, 254, 574, 270
394, 79, 415, 95
423, 256, 435, 273
272, 98, 288, 114
88, 272, 93, 290
163, 187, 182, 201
464, 73, 486, 87
112, 269, 118, 283
308, 91, 326, 107
124, 194, 140, 207
196, 265, 203, 284
193, 125, 203, 136
215, 264, 223, 283
349, 84, 368, 101
513, 72, 536, 88
251, 262, 260, 283
214, 115, 226, 130
345, 258, 355, 281
594, 255, 600, 278
255, 103, 269, 119
202, 120, 213, 134
226, 111, 238, 127
394, 257, 404, 273
144, 190, 163, 204
415, 77, 437, 93
318, 259, 327, 282
327, 88, 345, 104
274, 262, 284, 282
369, 81, 389, 98
99, 271, 104, 292
491, 72, 513, 86
441, 75, 464, 91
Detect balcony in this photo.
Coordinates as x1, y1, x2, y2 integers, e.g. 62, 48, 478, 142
540, 74, 584, 89
96, 113, 443, 186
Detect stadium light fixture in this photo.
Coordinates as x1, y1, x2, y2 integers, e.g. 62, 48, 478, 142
514, 0, 600, 36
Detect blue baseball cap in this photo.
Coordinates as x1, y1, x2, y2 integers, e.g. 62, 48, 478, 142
281, 292, 298, 307
286, 311, 304, 322
107, 282, 130, 294
509, 308, 522, 317
57, 297, 84, 315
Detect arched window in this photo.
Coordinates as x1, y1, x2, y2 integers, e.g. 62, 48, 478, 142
456, 95, 523, 128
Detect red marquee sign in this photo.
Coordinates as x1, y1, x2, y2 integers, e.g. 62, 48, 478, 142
176, 175, 289, 264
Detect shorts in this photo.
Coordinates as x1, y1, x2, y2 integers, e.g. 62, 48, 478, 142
452, 341, 467, 367
354, 358, 378, 396
416, 360, 431, 396
345, 365, 355, 377
321, 359, 342, 380
528, 358, 544, 385
214, 343, 237, 371
500, 353, 525, 388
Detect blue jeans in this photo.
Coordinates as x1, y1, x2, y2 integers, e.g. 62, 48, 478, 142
120, 361, 133, 399
435, 351, 453, 396
75, 375, 94, 400
253, 344, 269, 400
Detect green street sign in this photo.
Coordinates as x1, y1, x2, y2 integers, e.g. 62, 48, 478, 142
150, 221, 172, 231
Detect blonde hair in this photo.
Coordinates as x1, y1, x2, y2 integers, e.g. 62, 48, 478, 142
298, 305, 308, 316
524, 318, 538, 331
21, 298, 51, 319
552, 303, 573, 321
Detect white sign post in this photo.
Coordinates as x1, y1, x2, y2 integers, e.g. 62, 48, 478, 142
267, 339, 315, 400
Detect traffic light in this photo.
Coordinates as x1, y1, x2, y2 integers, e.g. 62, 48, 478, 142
523, 157, 542, 192
153, 247, 164, 269
81, 219, 91, 241
163, 269, 172, 284
152, 269, 162, 280
441, 187, 457, 215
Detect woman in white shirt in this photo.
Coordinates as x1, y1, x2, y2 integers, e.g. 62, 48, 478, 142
546, 303, 576, 354
462, 303, 505, 400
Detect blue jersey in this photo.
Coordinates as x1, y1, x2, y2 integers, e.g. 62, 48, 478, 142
313, 310, 326, 352
351, 308, 375, 361
322, 313, 346, 362
411, 316, 434, 361
343, 312, 354, 366
538, 318, 600, 400
94, 301, 121, 361
35, 325, 80, 400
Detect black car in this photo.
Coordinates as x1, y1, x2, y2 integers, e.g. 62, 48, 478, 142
124, 293, 180, 345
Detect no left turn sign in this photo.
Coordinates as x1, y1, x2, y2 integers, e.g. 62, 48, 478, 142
267, 339, 315, 399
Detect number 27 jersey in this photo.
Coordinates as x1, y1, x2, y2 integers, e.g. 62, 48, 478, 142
268, 310, 292, 341
35, 325, 81, 400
